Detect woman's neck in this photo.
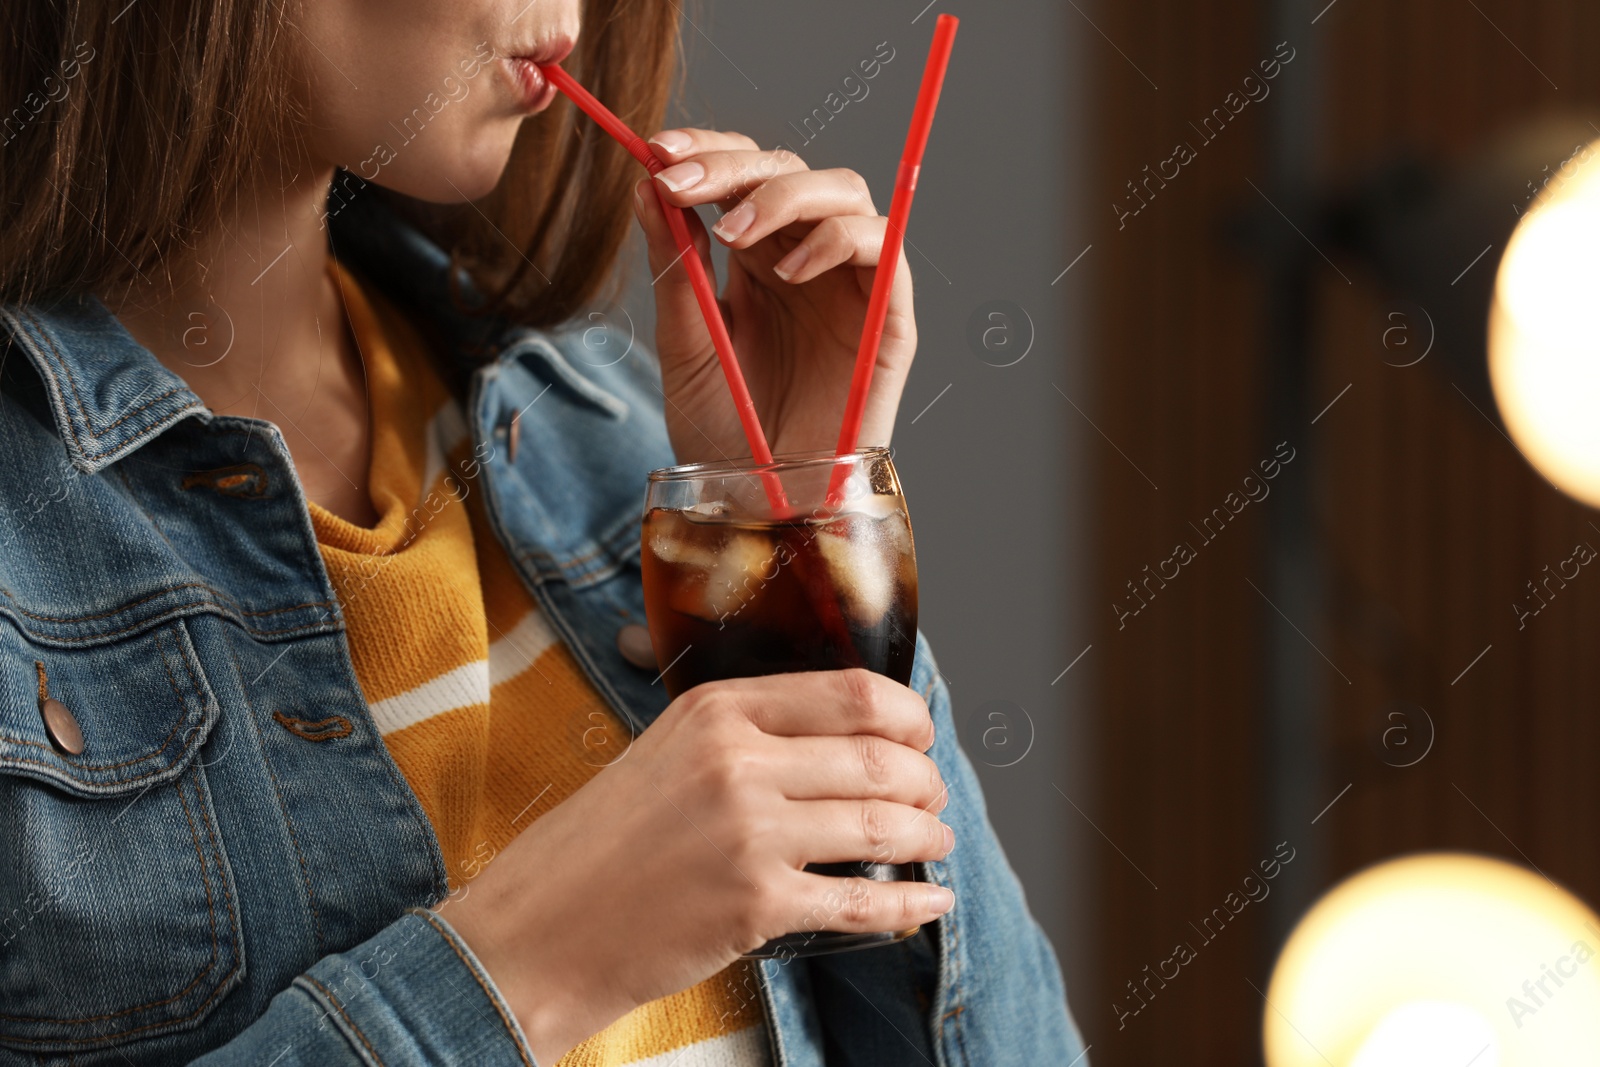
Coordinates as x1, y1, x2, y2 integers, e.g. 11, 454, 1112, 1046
110, 163, 380, 526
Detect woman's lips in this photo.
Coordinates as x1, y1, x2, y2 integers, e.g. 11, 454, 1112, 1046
505, 36, 574, 112
506, 56, 558, 112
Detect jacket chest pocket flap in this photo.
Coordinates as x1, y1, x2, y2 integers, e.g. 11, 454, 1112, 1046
0, 617, 244, 1056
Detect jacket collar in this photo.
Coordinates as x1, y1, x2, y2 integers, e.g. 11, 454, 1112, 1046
0, 183, 623, 476
0, 298, 208, 475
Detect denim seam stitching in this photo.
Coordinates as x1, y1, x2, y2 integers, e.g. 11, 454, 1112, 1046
0, 608, 340, 648
415, 910, 533, 1066
19, 308, 191, 455
511, 511, 640, 587
946, 898, 968, 1067
922, 666, 968, 1067
302, 979, 387, 1067
0, 582, 334, 625
0, 595, 340, 654
0, 307, 91, 465
225, 638, 327, 953
300, 977, 387, 1067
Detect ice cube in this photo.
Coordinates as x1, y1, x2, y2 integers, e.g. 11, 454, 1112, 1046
887, 511, 913, 555
842, 492, 897, 521
666, 572, 713, 621
649, 528, 714, 568
816, 526, 895, 625
866, 505, 913, 556
833, 495, 912, 558
702, 529, 779, 619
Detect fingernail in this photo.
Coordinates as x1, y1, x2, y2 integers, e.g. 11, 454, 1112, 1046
649, 129, 693, 154
633, 184, 646, 214
772, 245, 810, 281
926, 885, 955, 914
654, 161, 704, 193
714, 201, 755, 241
942, 823, 955, 853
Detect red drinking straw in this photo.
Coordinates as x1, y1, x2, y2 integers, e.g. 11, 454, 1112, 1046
827, 14, 959, 506
540, 63, 791, 511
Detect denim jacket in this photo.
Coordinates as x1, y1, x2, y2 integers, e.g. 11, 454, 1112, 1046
0, 191, 1086, 1067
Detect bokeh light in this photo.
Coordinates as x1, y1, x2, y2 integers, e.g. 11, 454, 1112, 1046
1489, 141, 1600, 507
1264, 853, 1600, 1067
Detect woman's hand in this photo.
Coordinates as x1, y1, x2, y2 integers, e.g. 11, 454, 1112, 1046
439, 669, 954, 1064
634, 129, 917, 463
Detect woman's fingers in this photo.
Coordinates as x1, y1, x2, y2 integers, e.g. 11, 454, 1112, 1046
653, 149, 811, 209
786, 798, 953, 867
634, 178, 711, 264
709, 169, 877, 247
770, 214, 914, 285
768, 733, 948, 812
641, 127, 891, 282
682, 669, 935, 751
779, 873, 955, 937
640, 176, 903, 289
648, 127, 763, 159
648, 126, 804, 214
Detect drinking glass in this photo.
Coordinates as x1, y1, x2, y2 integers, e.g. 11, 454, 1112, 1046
640, 447, 922, 958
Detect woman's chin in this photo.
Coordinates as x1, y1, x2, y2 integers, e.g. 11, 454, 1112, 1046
370, 141, 516, 205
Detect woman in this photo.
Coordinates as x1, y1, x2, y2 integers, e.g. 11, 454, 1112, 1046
0, 1, 1085, 1064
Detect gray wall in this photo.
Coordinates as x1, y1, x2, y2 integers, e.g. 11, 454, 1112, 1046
620, 2, 1092, 1001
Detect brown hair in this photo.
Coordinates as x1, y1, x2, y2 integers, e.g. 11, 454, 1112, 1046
0, 0, 679, 331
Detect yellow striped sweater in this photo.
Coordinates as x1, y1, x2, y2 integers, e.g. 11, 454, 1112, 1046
309, 260, 771, 1066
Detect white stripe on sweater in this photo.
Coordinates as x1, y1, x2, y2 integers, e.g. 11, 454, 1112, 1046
618, 1025, 771, 1067
367, 660, 488, 736
367, 611, 560, 736
488, 608, 560, 687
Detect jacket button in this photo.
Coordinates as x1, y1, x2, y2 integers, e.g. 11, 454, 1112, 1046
40, 698, 85, 755
616, 624, 658, 671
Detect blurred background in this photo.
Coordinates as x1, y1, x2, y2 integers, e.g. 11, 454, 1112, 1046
624, 0, 1600, 1063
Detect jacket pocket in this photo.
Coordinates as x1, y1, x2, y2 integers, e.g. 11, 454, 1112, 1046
0, 617, 244, 1055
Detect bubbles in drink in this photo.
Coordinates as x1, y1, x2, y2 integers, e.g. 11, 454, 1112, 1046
815, 514, 899, 626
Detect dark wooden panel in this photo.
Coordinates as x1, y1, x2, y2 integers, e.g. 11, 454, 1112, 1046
1082, 0, 1600, 1063
1084, 0, 1269, 1058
